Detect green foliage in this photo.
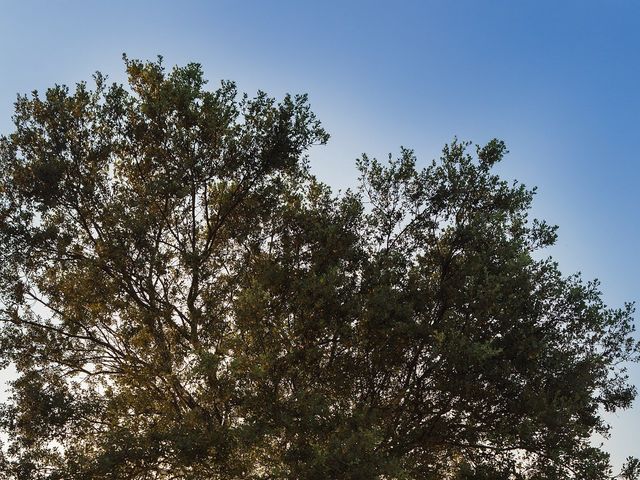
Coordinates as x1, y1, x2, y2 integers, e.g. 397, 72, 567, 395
0, 57, 638, 479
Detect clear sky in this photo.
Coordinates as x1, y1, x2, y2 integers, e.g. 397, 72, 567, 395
1, 0, 638, 470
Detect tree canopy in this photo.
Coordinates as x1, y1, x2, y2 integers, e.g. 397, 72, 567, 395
0, 57, 638, 479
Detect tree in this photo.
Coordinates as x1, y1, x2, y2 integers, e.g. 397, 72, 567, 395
0, 56, 637, 480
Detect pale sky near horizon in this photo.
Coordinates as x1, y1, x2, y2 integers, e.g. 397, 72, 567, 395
1, 0, 639, 471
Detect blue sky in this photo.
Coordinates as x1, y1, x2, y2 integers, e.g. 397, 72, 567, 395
1, 0, 639, 470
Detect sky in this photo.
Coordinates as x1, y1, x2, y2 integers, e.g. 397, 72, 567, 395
1, 0, 639, 470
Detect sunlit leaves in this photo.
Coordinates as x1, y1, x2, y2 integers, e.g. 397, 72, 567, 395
0, 58, 637, 479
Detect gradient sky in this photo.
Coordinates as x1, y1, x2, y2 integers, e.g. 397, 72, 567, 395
1, 0, 639, 470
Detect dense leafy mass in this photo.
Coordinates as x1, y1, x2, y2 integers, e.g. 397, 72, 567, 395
0, 58, 638, 479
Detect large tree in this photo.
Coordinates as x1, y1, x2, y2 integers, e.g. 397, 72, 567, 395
0, 57, 638, 480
